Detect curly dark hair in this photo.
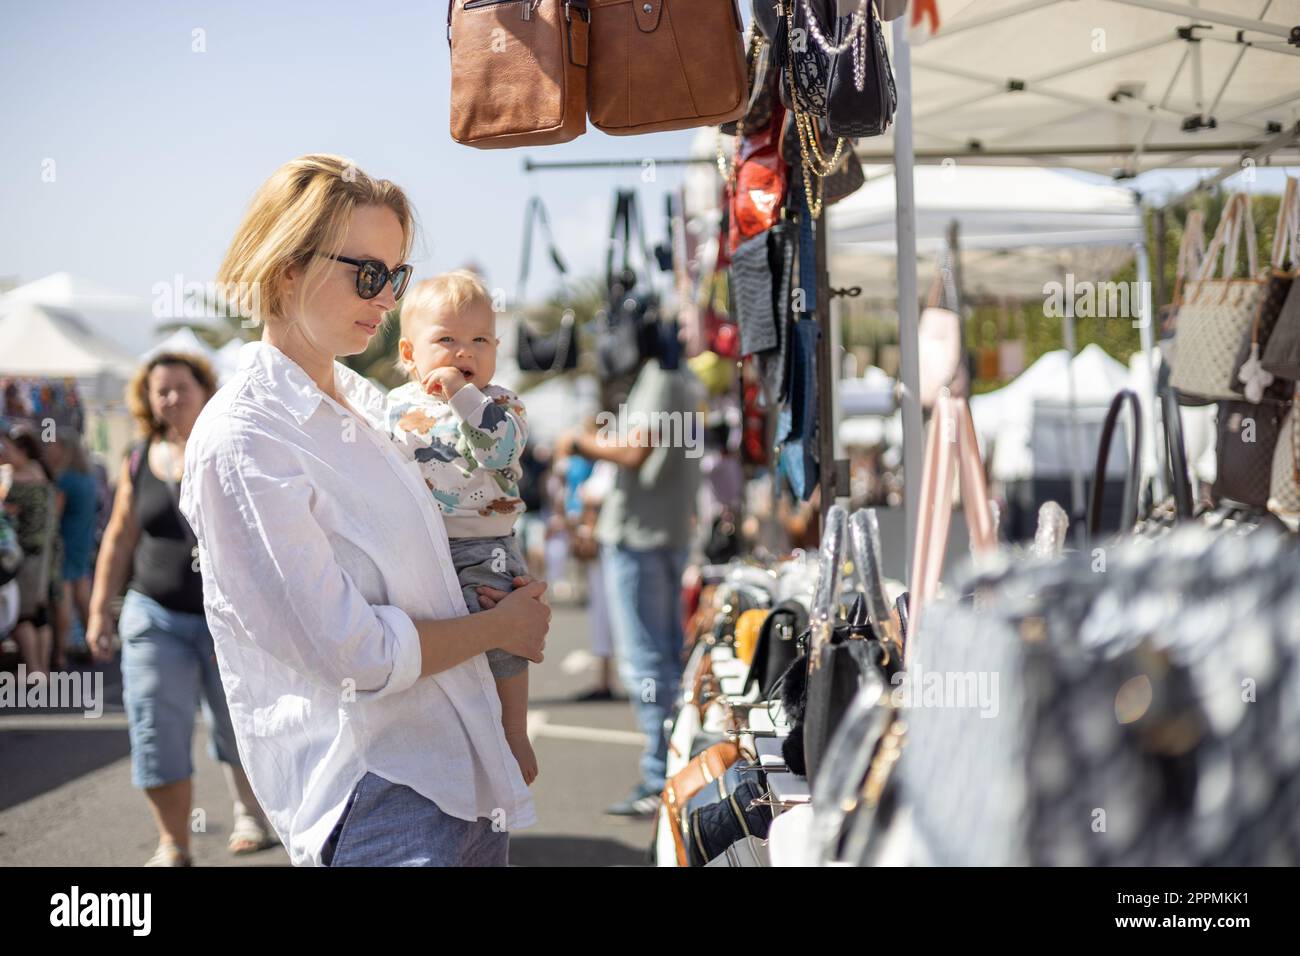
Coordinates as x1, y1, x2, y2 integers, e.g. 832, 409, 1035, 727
126, 352, 219, 438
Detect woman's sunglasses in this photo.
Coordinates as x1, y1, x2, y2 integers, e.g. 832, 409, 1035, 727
318, 253, 413, 301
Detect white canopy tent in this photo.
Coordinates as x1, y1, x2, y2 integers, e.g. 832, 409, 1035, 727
141, 326, 217, 363
0, 303, 139, 403
971, 344, 1133, 481
0, 272, 162, 358
866, 0, 1300, 177
828, 165, 1145, 298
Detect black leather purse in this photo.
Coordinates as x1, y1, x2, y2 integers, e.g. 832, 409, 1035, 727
517, 310, 578, 373
802, 594, 899, 788
597, 190, 660, 383
776, 0, 832, 116
824, 0, 897, 138
742, 598, 810, 699
514, 196, 580, 374
1212, 398, 1288, 509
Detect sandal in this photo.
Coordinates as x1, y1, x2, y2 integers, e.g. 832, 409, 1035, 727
144, 843, 192, 867
229, 812, 278, 855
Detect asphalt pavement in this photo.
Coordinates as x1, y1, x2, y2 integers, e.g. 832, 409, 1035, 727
0, 601, 655, 867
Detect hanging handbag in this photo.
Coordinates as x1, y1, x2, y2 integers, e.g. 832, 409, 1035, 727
1231, 178, 1298, 402
775, 319, 821, 500
1160, 209, 1207, 334
586, 0, 747, 135
907, 389, 999, 634
776, 1, 849, 219
1169, 193, 1267, 401
1213, 397, 1287, 509
721, 29, 780, 137
596, 191, 660, 381
731, 221, 796, 406
728, 108, 788, 254
448, 0, 590, 148
1268, 386, 1300, 515
823, 0, 897, 138
513, 197, 580, 373
777, 0, 833, 116
1258, 178, 1300, 380
918, 261, 967, 408
778, 112, 866, 206
752, 0, 780, 40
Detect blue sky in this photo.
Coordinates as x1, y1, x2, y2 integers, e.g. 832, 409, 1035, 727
0, 0, 701, 306
0, 0, 1289, 308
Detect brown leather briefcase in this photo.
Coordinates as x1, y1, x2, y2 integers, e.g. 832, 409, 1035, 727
586, 0, 747, 135
448, 0, 591, 148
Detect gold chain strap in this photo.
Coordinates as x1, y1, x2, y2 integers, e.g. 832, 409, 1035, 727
782, 2, 846, 219
717, 29, 766, 187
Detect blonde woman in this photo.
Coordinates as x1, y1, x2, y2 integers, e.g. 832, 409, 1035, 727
178, 155, 548, 867
87, 352, 275, 865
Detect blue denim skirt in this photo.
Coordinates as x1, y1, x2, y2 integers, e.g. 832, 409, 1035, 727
323, 771, 509, 867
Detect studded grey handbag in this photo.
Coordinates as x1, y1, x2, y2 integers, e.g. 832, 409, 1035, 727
901, 526, 1300, 866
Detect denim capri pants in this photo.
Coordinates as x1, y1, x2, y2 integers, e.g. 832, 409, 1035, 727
118, 588, 241, 789
323, 771, 509, 867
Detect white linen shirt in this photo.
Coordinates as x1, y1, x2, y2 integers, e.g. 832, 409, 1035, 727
178, 341, 536, 866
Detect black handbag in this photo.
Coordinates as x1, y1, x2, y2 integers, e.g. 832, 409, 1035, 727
513, 196, 580, 373
751, 0, 780, 40
685, 774, 772, 865
1261, 280, 1300, 380
596, 190, 660, 382
1212, 398, 1287, 509
517, 310, 577, 373
776, 0, 832, 116
802, 595, 898, 788
742, 598, 810, 699
824, 0, 897, 138
720, 30, 779, 137
782, 116, 865, 207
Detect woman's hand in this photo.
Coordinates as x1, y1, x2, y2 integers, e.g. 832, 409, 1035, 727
476, 575, 536, 610
488, 580, 549, 663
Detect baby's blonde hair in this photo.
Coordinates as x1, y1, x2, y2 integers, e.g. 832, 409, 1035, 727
395, 270, 495, 377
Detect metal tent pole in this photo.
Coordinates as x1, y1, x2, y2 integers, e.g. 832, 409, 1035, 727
815, 213, 840, 529
892, 16, 923, 585
1135, 239, 1166, 500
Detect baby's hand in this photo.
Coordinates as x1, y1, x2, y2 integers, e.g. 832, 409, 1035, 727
422, 367, 467, 399
505, 732, 538, 786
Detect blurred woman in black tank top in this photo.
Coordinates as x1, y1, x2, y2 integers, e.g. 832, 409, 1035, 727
87, 352, 276, 866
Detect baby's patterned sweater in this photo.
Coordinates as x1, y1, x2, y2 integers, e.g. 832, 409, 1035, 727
385, 380, 528, 538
